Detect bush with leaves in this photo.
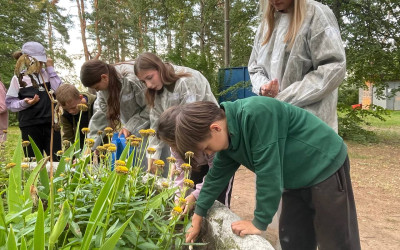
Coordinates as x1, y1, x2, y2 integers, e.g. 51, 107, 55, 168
337, 81, 390, 143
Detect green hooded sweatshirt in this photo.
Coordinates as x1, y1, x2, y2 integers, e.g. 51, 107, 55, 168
194, 96, 347, 230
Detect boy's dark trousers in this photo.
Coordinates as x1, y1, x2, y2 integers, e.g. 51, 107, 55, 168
279, 156, 361, 250
21, 123, 61, 160
191, 164, 234, 207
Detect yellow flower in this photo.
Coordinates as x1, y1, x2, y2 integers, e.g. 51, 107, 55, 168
22, 141, 30, 147
108, 146, 117, 152
56, 150, 64, 156
154, 160, 165, 169
57, 188, 64, 192
126, 135, 136, 141
104, 127, 113, 133
97, 130, 103, 136
133, 138, 142, 143
173, 170, 181, 177
147, 129, 156, 136
64, 157, 71, 163
85, 138, 95, 147
171, 206, 183, 216
183, 179, 194, 188
62, 140, 70, 147
77, 103, 88, 111
96, 146, 106, 152
130, 141, 140, 147
178, 197, 187, 205
166, 157, 176, 163
81, 127, 90, 134
185, 151, 194, 159
139, 129, 149, 137
21, 164, 29, 169
147, 147, 156, 154
161, 182, 169, 188
180, 163, 191, 172
116, 160, 126, 166
115, 166, 129, 174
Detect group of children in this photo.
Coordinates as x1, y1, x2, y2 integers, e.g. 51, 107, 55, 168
3, 0, 362, 249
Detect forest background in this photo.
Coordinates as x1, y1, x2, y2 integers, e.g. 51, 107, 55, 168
0, 0, 399, 140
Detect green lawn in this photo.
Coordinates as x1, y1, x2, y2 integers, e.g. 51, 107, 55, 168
364, 110, 400, 127
0, 126, 21, 166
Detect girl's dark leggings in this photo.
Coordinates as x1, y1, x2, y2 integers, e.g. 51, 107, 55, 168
20, 123, 61, 160
279, 156, 361, 250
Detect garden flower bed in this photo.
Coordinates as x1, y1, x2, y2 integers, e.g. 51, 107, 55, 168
0, 118, 198, 249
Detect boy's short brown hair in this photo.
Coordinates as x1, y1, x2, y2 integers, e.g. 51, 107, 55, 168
55, 84, 81, 106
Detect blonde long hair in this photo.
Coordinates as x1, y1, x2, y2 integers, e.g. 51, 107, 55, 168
260, 0, 307, 48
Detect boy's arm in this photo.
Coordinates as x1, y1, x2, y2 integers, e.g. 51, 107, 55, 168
194, 151, 240, 217
251, 144, 283, 231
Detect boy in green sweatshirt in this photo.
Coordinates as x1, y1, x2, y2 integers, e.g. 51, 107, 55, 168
158, 96, 360, 250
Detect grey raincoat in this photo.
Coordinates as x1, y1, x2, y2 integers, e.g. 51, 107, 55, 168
148, 65, 217, 159
88, 62, 149, 142
248, 0, 345, 131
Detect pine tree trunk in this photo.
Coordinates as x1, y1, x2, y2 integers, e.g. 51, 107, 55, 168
76, 0, 90, 61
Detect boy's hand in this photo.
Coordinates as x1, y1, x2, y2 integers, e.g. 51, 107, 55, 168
231, 220, 262, 237
186, 213, 202, 243
182, 194, 196, 215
